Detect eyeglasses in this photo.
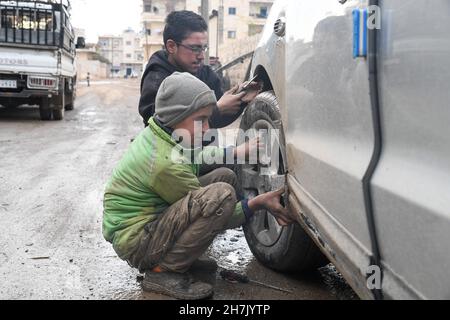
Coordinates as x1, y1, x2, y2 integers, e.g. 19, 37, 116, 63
176, 43, 209, 55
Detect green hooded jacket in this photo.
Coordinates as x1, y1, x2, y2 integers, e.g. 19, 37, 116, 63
103, 118, 245, 260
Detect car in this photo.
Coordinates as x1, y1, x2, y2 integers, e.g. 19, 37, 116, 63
238, 0, 450, 300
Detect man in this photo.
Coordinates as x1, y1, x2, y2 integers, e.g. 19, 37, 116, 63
103, 73, 293, 300
138, 10, 260, 128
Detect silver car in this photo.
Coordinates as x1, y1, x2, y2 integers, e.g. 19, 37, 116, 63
238, 0, 450, 300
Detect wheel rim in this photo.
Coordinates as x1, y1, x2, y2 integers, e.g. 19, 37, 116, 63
241, 119, 286, 247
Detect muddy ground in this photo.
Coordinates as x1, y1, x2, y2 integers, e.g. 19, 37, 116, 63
0, 79, 357, 300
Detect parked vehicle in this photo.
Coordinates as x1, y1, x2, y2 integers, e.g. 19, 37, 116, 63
239, 0, 450, 299
0, 0, 82, 120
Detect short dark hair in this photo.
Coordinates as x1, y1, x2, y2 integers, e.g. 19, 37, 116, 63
163, 11, 208, 48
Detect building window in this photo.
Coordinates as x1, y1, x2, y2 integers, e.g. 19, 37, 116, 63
260, 7, 268, 18
126, 54, 132, 58
228, 31, 236, 39
228, 7, 236, 15
126, 41, 132, 46
144, 5, 151, 12
249, 24, 264, 36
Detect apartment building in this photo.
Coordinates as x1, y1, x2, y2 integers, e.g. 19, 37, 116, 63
98, 29, 144, 78
141, 0, 186, 62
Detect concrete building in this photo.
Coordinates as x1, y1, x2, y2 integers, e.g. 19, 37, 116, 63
141, 0, 186, 62
98, 29, 144, 78
76, 46, 111, 81
74, 28, 110, 80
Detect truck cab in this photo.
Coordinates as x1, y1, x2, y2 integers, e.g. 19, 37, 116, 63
0, 0, 82, 120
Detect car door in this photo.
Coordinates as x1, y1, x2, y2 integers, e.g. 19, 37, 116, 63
285, 0, 378, 297
372, 0, 450, 299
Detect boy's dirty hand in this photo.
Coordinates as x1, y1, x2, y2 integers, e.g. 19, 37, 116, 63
249, 189, 295, 227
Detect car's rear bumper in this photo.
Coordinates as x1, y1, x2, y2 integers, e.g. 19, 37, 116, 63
0, 89, 57, 99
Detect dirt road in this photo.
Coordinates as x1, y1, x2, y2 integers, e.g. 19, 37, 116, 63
0, 79, 356, 300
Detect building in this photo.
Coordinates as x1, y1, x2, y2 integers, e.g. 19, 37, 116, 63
98, 29, 144, 78
76, 46, 111, 80
141, 0, 186, 62
74, 28, 110, 80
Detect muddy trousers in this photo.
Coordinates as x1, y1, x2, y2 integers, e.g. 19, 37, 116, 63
129, 168, 238, 273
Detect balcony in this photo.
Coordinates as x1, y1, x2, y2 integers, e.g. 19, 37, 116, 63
141, 12, 166, 23
140, 35, 163, 47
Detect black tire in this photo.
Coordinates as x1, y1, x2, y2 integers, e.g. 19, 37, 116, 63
52, 82, 65, 120
64, 81, 75, 111
237, 91, 328, 273
52, 107, 64, 121
39, 98, 52, 121
65, 101, 74, 111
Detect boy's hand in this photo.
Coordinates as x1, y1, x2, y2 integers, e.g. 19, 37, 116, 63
238, 81, 263, 104
248, 189, 295, 226
217, 85, 246, 116
234, 137, 264, 160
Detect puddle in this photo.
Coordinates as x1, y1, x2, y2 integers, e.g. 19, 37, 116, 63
207, 227, 254, 272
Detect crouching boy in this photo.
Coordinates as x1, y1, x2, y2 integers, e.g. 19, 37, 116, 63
103, 72, 292, 300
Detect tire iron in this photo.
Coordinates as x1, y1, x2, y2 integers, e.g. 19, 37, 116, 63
220, 269, 293, 294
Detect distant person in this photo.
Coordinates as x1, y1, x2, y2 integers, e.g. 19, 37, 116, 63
138, 10, 261, 128
86, 72, 90, 87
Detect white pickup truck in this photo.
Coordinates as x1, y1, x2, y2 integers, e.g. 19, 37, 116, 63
0, 0, 82, 120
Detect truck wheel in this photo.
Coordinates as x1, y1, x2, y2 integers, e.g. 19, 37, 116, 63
39, 98, 52, 121
237, 91, 328, 273
65, 82, 75, 111
52, 84, 65, 120
64, 98, 74, 111
52, 107, 64, 121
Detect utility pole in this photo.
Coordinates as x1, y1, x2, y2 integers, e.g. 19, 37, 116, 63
218, 0, 224, 58
111, 37, 114, 78
201, 0, 209, 65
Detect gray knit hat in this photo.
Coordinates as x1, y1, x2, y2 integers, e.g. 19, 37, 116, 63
154, 72, 217, 127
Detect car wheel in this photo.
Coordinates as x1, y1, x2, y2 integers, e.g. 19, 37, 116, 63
237, 91, 328, 273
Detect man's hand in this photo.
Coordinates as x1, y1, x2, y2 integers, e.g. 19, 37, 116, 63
217, 85, 246, 116
248, 189, 295, 226
238, 81, 263, 104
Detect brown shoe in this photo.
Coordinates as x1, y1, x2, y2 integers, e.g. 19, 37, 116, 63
142, 271, 213, 300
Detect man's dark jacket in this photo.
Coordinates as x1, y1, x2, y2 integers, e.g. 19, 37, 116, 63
138, 50, 244, 128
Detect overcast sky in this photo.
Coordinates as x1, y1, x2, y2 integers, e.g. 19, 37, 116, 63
70, 0, 142, 42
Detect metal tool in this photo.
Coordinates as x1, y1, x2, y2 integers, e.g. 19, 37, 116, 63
220, 269, 293, 294
236, 74, 259, 94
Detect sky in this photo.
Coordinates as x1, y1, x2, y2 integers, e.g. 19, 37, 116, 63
70, 0, 142, 43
